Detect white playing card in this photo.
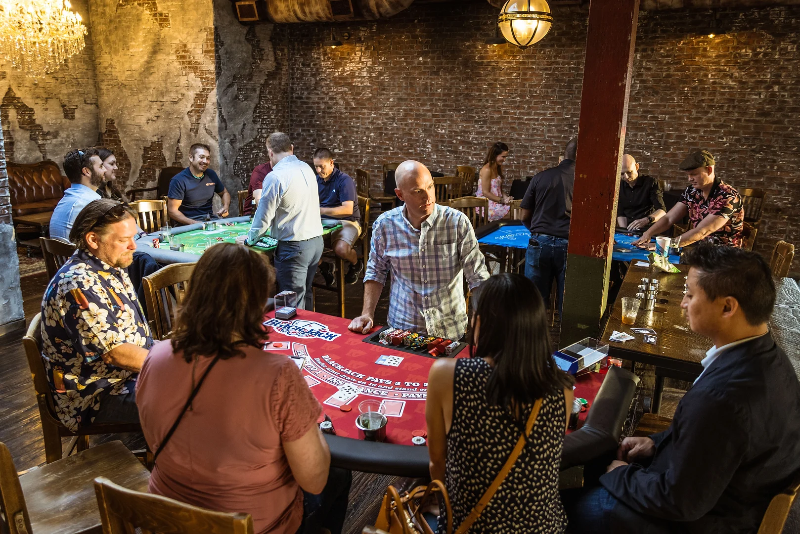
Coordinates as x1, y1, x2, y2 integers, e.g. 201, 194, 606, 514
324, 390, 357, 407
380, 399, 406, 417
338, 384, 359, 396
304, 376, 320, 387
376, 355, 404, 367
292, 343, 309, 358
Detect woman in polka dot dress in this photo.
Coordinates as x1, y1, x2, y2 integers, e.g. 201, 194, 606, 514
426, 273, 575, 533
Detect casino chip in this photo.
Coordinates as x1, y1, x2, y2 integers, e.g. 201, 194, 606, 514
339, 404, 352, 412
411, 436, 427, 446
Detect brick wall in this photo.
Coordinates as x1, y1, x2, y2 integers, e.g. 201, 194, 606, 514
0, 113, 25, 327
244, 1, 798, 274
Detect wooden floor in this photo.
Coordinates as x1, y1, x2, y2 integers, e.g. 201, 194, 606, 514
1, 266, 397, 534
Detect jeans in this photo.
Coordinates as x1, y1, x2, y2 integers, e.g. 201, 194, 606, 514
93, 389, 139, 425
275, 236, 324, 310
297, 466, 352, 534
561, 486, 674, 534
525, 234, 568, 317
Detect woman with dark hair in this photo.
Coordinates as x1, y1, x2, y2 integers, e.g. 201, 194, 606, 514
95, 147, 127, 203
477, 142, 513, 221
136, 243, 351, 534
426, 273, 574, 533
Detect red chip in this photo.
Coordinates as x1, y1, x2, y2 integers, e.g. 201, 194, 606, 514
340, 405, 352, 412
412, 430, 427, 438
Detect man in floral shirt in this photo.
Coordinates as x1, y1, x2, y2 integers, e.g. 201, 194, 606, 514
42, 199, 153, 431
634, 150, 743, 249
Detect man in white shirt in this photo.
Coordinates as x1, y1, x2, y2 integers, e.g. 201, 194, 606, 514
237, 132, 323, 309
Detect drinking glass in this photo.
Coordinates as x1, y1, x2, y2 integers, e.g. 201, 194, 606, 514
621, 297, 641, 325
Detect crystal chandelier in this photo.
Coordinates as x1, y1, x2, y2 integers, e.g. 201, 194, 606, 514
0, 0, 87, 78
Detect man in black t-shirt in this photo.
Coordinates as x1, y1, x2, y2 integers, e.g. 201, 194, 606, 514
520, 138, 577, 317
616, 154, 666, 231
167, 143, 231, 225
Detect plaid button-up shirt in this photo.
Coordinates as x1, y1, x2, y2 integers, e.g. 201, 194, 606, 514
364, 204, 489, 340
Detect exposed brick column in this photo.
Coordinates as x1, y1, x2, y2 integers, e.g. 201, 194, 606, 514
0, 112, 26, 334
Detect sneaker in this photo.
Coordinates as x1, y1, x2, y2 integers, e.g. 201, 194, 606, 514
319, 261, 335, 288
345, 259, 364, 285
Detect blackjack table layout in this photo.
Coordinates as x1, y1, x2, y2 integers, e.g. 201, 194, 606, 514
476, 220, 680, 264
264, 309, 640, 477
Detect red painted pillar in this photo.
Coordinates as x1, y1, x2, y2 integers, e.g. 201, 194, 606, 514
561, 0, 640, 346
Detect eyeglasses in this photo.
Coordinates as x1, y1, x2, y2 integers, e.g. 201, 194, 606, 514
87, 202, 128, 232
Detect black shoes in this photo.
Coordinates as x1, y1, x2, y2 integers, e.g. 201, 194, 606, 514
319, 261, 335, 288
345, 259, 364, 285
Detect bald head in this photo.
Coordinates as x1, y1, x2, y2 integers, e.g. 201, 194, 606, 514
394, 160, 435, 223
620, 154, 640, 184
395, 160, 432, 190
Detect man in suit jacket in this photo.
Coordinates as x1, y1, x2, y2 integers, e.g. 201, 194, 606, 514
565, 244, 800, 533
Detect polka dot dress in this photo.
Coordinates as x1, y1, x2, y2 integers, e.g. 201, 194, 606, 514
444, 358, 568, 533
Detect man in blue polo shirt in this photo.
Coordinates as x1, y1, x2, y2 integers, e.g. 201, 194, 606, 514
51, 148, 107, 242
313, 148, 363, 286
167, 143, 231, 225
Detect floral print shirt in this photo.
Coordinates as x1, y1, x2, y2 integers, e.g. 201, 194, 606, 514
680, 179, 744, 248
41, 250, 153, 431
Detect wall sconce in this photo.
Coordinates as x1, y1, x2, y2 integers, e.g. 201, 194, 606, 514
324, 28, 343, 48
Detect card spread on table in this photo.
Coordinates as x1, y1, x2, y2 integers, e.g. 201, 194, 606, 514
609, 331, 635, 342
304, 376, 320, 388
376, 355, 404, 367
264, 341, 290, 351
631, 328, 657, 335
380, 399, 406, 417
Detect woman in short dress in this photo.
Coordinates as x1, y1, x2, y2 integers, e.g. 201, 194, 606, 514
477, 142, 513, 221
426, 273, 575, 533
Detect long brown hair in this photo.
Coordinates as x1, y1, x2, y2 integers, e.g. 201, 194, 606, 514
482, 141, 509, 178
171, 243, 275, 362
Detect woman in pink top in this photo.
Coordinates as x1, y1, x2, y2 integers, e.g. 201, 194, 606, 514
136, 243, 351, 534
477, 142, 513, 221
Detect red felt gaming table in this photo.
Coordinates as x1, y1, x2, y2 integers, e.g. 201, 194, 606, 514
264, 310, 640, 477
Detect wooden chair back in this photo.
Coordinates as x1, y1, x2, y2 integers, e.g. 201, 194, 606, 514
127, 166, 182, 201
758, 471, 800, 534
358, 196, 371, 263
130, 200, 168, 234
770, 241, 795, 278
742, 188, 766, 224
237, 189, 248, 216
0, 442, 32, 534
456, 165, 477, 196
39, 237, 77, 280
434, 176, 463, 204
509, 199, 523, 220
382, 162, 401, 188
142, 263, 196, 340
94, 477, 254, 534
742, 221, 758, 251
355, 169, 370, 198
448, 196, 489, 229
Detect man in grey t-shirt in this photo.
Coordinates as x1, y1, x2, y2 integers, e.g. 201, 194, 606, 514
237, 132, 323, 310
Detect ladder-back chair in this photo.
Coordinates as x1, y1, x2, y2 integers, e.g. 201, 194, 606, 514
142, 263, 196, 340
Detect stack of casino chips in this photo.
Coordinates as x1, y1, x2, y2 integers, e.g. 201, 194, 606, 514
377, 328, 458, 357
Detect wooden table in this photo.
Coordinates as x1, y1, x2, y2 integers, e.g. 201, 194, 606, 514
15, 211, 52, 256
601, 263, 707, 413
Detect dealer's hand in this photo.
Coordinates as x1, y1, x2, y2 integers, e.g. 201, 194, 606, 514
217, 207, 229, 218
627, 217, 650, 231
617, 436, 656, 463
606, 460, 628, 473
631, 234, 652, 248
348, 314, 374, 334
235, 235, 248, 246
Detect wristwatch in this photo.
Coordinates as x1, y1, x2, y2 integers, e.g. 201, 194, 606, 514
647, 214, 655, 223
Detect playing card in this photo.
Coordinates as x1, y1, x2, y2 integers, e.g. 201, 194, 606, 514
324, 389, 357, 408
609, 330, 635, 342
376, 355, 404, 367
338, 384, 359, 396
264, 342, 290, 351
292, 343, 309, 358
380, 399, 406, 417
631, 328, 657, 335
304, 376, 320, 387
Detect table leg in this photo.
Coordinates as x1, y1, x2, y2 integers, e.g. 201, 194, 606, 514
336, 256, 345, 318
652, 374, 665, 414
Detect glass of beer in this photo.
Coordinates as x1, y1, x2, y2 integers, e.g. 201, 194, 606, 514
621, 297, 641, 325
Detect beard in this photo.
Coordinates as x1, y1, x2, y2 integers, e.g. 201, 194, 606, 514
113, 251, 135, 269
90, 169, 107, 188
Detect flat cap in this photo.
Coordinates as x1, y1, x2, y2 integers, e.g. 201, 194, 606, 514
679, 150, 715, 170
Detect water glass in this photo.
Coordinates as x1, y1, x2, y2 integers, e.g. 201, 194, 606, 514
621, 297, 641, 325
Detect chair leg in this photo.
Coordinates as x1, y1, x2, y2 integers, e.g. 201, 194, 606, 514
41, 419, 64, 463
337, 256, 345, 318
75, 435, 90, 453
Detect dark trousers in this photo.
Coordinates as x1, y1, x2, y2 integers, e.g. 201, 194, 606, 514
127, 251, 160, 306
298, 466, 352, 534
93, 389, 139, 425
525, 234, 568, 317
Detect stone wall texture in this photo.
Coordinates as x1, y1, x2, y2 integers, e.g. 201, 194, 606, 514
0, 114, 25, 326
216, 1, 798, 273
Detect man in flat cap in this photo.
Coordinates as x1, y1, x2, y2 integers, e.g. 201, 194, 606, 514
633, 150, 744, 249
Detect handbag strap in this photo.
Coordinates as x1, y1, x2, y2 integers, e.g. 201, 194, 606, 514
152, 354, 221, 463
454, 398, 543, 534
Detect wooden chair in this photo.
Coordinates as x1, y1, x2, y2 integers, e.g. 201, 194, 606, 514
127, 166, 182, 201
742, 221, 758, 252
22, 315, 142, 463
742, 188, 766, 225
94, 477, 253, 534
357, 168, 396, 212
129, 199, 168, 234
237, 189, 248, 216
509, 199, 523, 220
758, 472, 800, 534
0, 441, 150, 534
39, 237, 76, 280
382, 162, 402, 192
142, 263, 196, 340
770, 241, 795, 278
456, 165, 477, 196
433, 176, 463, 204
357, 195, 371, 266
448, 196, 489, 229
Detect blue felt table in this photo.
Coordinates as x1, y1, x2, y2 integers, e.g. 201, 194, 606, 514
477, 223, 680, 264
